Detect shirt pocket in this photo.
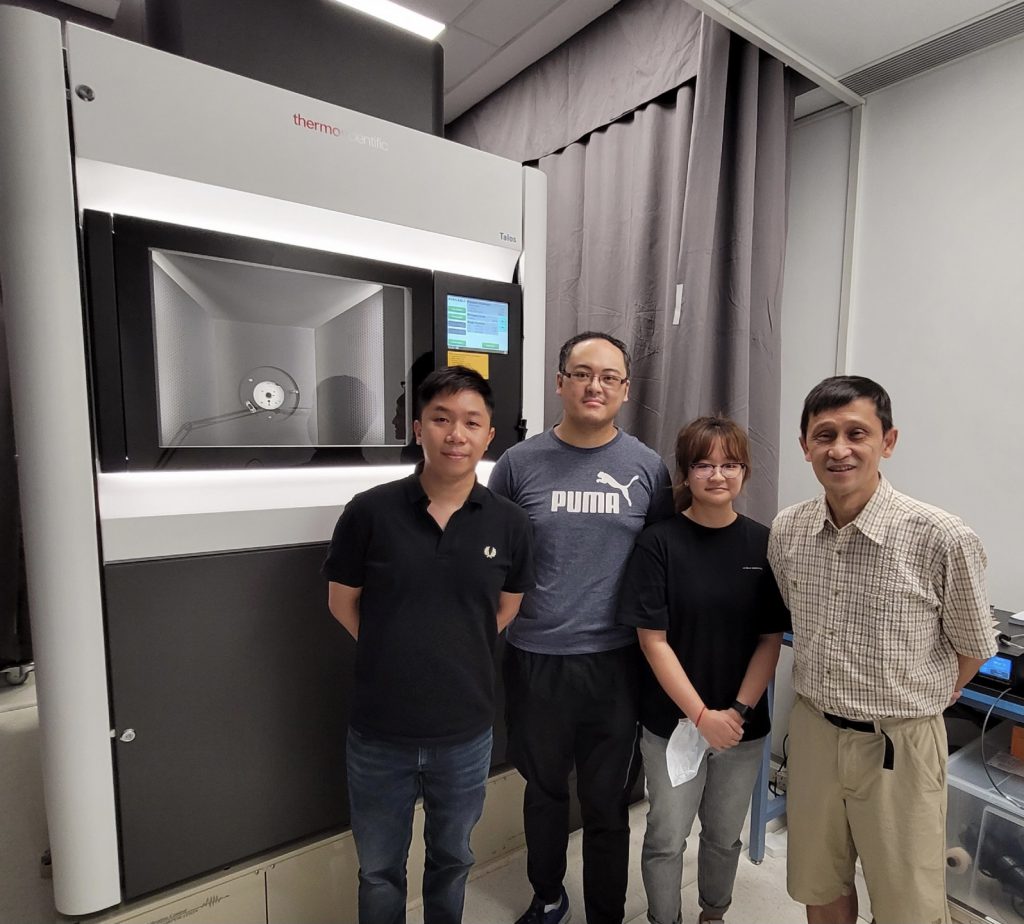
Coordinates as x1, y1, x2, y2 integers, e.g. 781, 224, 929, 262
863, 558, 940, 677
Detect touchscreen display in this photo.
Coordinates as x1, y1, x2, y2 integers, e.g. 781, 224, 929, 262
446, 294, 509, 354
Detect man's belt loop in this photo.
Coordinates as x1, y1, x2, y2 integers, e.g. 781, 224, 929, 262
823, 711, 895, 771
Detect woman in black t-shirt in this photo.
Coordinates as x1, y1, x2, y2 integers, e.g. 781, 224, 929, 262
618, 416, 789, 924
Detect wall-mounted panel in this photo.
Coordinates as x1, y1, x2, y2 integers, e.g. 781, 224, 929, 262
105, 543, 352, 898
65, 25, 521, 255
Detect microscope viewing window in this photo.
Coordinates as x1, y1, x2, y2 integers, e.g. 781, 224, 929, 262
149, 249, 411, 450
84, 211, 435, 470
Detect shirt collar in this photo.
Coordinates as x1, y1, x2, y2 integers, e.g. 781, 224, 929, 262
849, 475, 894, 544
811, 475, 894, 544
467, 480, 489, 507
403, 470, 428, 505
402, 468, 488, 508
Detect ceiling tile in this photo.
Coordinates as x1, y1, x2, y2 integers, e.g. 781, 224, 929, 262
737, 0, 1012, 77
407, 0, 477, 23
439, 25, 500, 91
444, 0, 618, 121
455, 0, 565, 46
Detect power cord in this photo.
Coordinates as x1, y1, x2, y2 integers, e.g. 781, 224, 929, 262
980, 687, 1024, 812
769, 733, 789, 796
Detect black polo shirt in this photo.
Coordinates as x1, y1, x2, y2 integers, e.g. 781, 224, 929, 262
617, 514, 790, 741
322, 472, 534, 746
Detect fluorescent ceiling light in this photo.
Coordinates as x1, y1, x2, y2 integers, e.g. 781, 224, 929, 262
331, 0, 445, 40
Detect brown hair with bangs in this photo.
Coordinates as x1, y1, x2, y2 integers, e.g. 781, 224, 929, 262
673, 416, 752, 513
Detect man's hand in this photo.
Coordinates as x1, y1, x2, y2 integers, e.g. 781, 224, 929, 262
699, 709, 744, 750
948, 688, 962, 708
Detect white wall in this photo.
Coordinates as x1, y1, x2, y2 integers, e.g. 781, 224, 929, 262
775, 36, 1024, 747
771, 106, 854, 754
778, 107, 853, 511
847, 35, 1024, 610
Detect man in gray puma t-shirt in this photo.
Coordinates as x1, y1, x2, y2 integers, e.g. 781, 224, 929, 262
489, 332, 672, 924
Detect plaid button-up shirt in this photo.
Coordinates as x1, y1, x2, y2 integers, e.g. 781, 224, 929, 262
768, 477, 996, 720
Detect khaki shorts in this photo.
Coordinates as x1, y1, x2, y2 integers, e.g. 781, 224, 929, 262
786, 695, 949, 924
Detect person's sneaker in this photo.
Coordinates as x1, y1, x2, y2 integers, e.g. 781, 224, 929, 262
514, 887, 571, 924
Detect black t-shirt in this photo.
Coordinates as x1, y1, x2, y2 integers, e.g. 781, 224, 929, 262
322, 474, 535, 746
617, 513, 790, 740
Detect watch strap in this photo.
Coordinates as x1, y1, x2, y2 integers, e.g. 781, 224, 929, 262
730, 699, 753, 721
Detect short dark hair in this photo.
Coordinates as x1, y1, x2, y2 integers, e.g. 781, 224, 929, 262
415, 366, 494, 420
673, 416, 751, 513
558, 331, 631, 379
800, 375, 894, 437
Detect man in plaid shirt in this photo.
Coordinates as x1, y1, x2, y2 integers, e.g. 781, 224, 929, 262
768, 375, 996, 924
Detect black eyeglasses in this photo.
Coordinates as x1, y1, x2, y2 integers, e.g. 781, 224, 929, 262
559, 369, 627, 389
689, 462, 746, 480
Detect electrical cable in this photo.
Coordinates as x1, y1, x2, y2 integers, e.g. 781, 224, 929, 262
980, 687, 1024, 812
769, 733, 789, 797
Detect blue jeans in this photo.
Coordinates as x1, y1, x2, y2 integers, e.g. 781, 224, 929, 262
346, 726, 493, 924
640, 728, 763, 924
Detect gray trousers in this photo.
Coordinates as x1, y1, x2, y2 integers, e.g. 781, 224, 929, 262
640, 728, 763, 924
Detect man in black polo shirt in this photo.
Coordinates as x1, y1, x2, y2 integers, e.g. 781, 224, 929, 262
323, 366, 534, 924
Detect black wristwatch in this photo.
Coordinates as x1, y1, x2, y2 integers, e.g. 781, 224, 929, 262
730, 700, 753, 722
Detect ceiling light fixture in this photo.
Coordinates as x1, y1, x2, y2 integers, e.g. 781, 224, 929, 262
330, 0, 445, 40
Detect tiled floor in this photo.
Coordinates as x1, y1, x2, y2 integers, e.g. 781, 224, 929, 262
410, 801, 873, 923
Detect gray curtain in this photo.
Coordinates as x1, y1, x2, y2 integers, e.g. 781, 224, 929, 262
449, 0, 703, 164
449, 1, 798, 524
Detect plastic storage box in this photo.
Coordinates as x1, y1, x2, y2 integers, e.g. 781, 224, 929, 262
947, 720, 1024, 922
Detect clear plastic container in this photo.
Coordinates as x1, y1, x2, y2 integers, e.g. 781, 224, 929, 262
946, 720, 1024, 922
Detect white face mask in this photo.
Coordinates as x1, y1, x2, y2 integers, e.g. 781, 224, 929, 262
665, 718, 710, 786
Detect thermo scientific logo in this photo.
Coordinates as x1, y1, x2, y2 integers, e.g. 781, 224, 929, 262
292, 113, 390, 151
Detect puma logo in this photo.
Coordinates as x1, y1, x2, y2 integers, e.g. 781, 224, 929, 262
596, 472, 640, 506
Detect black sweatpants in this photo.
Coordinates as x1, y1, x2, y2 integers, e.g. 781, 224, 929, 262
503, 643, 642, 924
